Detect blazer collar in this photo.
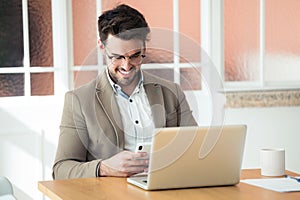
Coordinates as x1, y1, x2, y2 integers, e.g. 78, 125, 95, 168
143, 71, 166, 128
95, 70, 166, 133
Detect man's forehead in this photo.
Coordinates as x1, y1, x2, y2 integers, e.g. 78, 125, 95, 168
105, 34, 144, 54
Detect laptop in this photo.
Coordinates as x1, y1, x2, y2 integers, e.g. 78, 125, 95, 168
127, 125, 247, 190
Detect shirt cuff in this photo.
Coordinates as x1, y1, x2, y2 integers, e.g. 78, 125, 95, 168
96, 160, 102, 177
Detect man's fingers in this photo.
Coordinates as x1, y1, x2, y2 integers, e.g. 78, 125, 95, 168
127, 158, 148, 167
121, 151, 147, 160
134, 152, 148, 159
101, 151, 149, 177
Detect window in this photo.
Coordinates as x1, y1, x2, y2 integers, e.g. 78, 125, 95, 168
2, 0, 298, 98
223, 0, 300, 90
0, 0, 54, 97
72, 0, 202, 91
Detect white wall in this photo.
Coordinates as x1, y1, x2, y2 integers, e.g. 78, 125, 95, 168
225, 106, 300, 174
186, 91, 300, 174
0, 95, 299, 199
0, 97, 63, 200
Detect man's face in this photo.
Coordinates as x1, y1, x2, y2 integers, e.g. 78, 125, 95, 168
103, 34, 145, 88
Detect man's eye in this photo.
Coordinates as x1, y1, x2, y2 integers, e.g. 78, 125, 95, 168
130, 54, 140, 58
114, 56, 124, 60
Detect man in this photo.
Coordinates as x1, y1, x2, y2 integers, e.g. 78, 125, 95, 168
53, 4, 197, 179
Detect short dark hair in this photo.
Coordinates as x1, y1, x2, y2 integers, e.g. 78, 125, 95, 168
98, 4, 150, 45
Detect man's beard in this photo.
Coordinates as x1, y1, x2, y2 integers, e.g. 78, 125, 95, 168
109, 67, 141, 87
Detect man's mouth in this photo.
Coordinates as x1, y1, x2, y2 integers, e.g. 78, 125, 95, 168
118, 68, 134, 76
119, 70, 131, 75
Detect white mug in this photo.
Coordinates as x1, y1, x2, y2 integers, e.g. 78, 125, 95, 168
260, 148, 285, 176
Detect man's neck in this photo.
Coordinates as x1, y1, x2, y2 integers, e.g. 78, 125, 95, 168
106, 69, 143, 97
119, 76, 140, 96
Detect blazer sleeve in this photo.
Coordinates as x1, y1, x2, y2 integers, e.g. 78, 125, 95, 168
52, 91, 100, 179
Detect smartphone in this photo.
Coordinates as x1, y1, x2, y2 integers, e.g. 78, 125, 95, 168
135, 142, 152, 159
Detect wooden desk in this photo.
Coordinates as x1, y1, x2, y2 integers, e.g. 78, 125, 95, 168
38, 169, 300, 200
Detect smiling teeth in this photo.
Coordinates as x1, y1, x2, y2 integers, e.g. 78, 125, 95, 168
120, 70, 131, 75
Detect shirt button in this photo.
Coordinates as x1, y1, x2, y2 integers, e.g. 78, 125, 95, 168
135, 120, 139, 124
129, 99, 133, 103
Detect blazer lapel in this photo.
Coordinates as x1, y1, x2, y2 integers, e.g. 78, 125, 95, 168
143, 72, 166, 128
95, 72, 124, 149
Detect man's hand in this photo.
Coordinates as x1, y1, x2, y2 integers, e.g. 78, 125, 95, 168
100, 151, 148, 177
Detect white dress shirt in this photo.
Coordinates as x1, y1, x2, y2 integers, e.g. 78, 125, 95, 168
106, 69, 155, 151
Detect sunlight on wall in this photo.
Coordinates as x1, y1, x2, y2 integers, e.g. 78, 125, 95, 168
0, 133, 43, 200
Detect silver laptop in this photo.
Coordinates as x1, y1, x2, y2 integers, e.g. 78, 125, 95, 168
127, 125, 247, 190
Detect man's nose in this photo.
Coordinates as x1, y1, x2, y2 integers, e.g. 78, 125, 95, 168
120, 57, 131, 69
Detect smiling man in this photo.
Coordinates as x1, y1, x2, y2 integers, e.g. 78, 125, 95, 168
52, 4, 197, 179
102, 36, 145, 95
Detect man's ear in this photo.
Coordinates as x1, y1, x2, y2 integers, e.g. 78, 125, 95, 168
98, 39, 105, 51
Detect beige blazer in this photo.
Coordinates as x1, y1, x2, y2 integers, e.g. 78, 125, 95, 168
53, 71, 197, 179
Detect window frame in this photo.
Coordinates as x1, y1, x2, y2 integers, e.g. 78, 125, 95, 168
2, 0, 297, 100
212, 0, 300, 92
71, 0, 207, 93
0, 0, 72, 99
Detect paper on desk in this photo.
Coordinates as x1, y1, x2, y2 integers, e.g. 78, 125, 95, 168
241, 177, 300, 192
